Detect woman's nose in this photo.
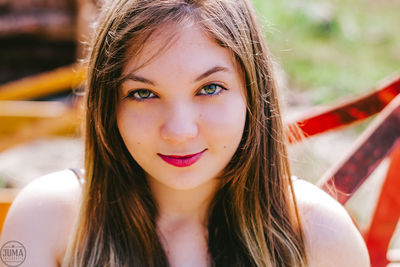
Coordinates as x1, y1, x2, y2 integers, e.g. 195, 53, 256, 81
160, 102, 199, 143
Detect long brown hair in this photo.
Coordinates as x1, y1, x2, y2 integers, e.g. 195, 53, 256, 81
62, 0, 307, 266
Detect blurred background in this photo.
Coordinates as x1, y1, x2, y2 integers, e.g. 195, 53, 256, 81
252, 0, 400, 227
0, 0, 399, 263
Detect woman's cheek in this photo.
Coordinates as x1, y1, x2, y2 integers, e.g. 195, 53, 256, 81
199, 96, 246, 139
117, 104, 162, 141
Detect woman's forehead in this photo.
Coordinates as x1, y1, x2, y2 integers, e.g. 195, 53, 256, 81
122, 24, 239, 78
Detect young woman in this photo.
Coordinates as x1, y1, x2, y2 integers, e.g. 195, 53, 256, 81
0, 0, 370, 266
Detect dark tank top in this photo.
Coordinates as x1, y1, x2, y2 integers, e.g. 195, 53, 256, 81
69, 168, 85, 186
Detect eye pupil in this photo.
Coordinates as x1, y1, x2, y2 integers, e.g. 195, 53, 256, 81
138, 90, 151, 98
204, 85, 217, 94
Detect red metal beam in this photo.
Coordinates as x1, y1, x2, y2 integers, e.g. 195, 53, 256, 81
364, 143, 400, 267
317, 94, 400, 204
287, 73, 400, 142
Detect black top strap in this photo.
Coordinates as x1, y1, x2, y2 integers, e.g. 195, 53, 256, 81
69, 168, 85, 186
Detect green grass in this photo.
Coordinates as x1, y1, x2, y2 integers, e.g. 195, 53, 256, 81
251, 0, 400, 104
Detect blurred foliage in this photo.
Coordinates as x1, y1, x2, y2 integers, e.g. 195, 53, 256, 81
0, 173, 6, 188
251, 0, 400, 104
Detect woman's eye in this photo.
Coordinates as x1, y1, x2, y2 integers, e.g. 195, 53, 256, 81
198, 84, 225, 96
127, 89, 155, 101
126, 84, 226, 101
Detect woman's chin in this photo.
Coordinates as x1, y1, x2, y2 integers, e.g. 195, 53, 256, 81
146, 172, 219, 192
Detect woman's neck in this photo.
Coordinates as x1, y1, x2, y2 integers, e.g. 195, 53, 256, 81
146, 176, 219, 266
148, 177, 219, 228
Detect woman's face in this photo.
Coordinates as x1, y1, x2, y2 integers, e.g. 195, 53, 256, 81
117, 25, 247, 191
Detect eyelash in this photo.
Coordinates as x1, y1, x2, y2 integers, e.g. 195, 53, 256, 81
125, 83, 227, 102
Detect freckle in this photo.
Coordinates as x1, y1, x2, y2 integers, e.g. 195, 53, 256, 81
137, 142, 141, 145
223, 145, 227, 149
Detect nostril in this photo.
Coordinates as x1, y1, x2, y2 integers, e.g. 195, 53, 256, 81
160, 122, 199, 142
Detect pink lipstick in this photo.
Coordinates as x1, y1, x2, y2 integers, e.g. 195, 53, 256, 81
158, 149, 206, 167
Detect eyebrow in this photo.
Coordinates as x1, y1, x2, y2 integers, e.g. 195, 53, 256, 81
124, 74, 156, 86
192, 66, 231, 83
124, 65, 231, 86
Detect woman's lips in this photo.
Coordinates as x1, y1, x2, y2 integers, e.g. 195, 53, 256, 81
158, 149, 207, 167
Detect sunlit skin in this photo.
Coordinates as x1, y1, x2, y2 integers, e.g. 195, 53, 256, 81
116, 24, 247, 265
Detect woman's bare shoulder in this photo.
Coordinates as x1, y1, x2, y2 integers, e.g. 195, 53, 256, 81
292, 178, 370, 267
0, 169, 82, 267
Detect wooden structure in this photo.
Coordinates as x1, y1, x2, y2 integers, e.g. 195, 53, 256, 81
0, 65, 85, 152
0, 0, 82, 237
0, 0, 77, 84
